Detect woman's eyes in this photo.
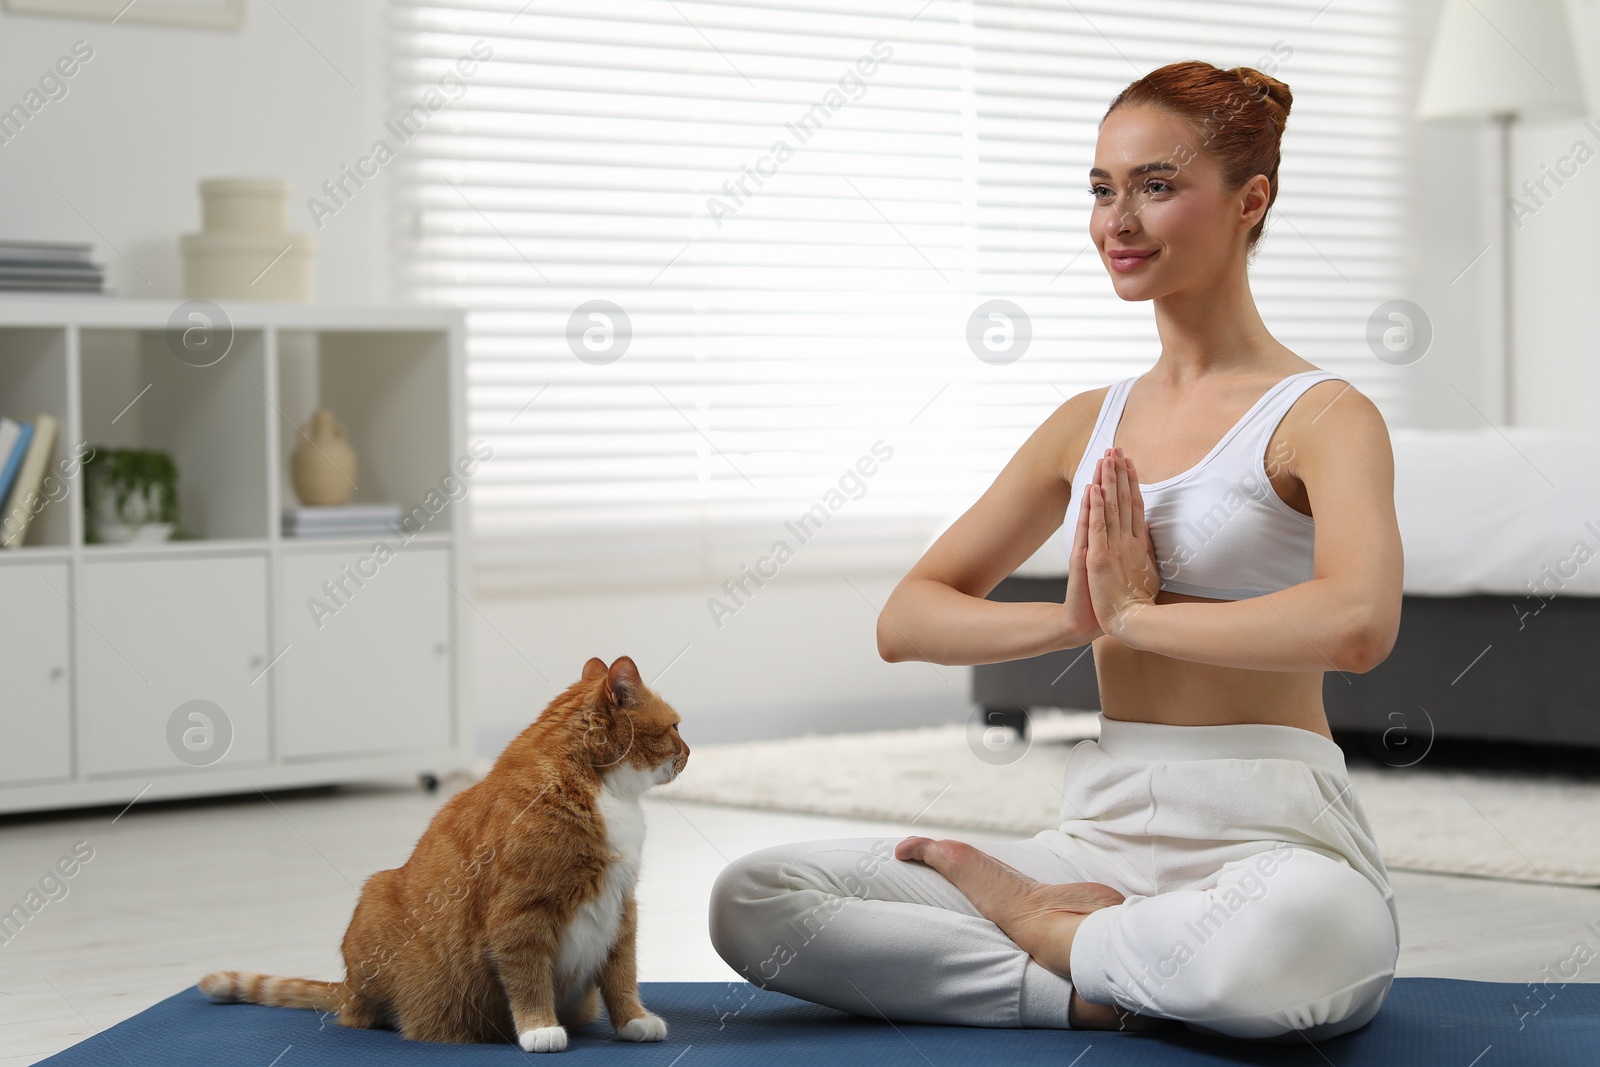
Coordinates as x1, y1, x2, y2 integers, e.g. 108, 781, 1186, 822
1087, 181, 1174, 199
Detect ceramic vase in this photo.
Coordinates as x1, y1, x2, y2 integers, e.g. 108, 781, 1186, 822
291, 409, 357, 506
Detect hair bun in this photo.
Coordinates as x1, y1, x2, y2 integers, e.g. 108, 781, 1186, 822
1233, 66, 1293, 123
1103, 59, 1292, 258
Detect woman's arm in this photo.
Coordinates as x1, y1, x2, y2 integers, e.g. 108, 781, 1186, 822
1092, 382, 1404, 674
878, 585, 1085, 666
877, 389, 1111, 667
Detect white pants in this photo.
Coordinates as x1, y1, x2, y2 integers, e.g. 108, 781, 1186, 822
707, 714, 1400, 1042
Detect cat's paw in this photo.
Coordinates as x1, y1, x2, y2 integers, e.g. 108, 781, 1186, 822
617, 1012, 667, 1042
519, 1025, 568, 1053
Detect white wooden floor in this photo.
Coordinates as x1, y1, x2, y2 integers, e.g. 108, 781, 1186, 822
2, 778, 1595, 1064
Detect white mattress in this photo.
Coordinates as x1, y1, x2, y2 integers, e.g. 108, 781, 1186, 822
1003, 428, 1600, 597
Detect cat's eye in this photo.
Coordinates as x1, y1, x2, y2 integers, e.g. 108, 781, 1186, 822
671, 723, 679, 731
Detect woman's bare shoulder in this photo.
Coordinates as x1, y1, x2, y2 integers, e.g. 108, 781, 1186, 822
1290, 377, 1388, 433
1281, 376, 1393, 475
1050, 384, 1114, 431
1039, 384, 1114, 485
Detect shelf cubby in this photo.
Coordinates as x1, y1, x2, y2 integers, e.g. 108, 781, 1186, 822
0, 326, 73, 548
79, 327, 270, 542
276, 329, 453, 534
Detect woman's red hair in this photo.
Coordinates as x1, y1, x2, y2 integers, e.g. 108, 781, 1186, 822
1104, 60, 1293, 257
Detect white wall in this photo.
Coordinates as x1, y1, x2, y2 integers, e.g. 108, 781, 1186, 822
1406, 0, 1600, 431
0, 1, 392, 304
1509, 0, 1600, 431
468, 571, 969, 752
1405, 0, 1499, 430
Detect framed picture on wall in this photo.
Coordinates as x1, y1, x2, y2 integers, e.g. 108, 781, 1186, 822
3, 0, 245, 29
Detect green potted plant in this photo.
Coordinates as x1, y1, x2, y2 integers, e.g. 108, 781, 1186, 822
83, 447, 180, 544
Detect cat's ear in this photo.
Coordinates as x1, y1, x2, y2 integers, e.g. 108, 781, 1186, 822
581, 657, 608, 683
603, 655, 644, 710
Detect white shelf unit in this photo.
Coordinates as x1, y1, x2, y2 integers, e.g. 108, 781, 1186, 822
0, 297, 472, 815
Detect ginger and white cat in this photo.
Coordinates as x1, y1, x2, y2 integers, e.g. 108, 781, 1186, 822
200, 655, 689, 1052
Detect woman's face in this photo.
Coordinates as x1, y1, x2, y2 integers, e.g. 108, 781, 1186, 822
1088, 104, 1259, 301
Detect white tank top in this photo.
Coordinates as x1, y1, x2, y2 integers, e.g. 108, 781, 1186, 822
1065, 370, 1345, 601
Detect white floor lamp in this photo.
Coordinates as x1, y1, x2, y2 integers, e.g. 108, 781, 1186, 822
1415, 0, 1588, 426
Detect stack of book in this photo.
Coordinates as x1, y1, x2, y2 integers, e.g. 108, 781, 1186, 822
0, 413, 59, 548
282, 503, 405, 539
0, 240, 108, 294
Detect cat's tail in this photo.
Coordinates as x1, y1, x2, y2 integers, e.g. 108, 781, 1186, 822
199, 970, 344, 1012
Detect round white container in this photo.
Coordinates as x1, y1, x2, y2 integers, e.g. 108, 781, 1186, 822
180, 230, 316, 302
199, 178, 291, 233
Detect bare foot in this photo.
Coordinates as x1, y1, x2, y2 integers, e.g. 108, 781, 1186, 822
896, 837, 1174, 1032
896, 838, 1172, 1032
895, 837, 1124, 977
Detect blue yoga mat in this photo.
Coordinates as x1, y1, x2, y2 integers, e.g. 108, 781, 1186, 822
33, 979, 1600, 1065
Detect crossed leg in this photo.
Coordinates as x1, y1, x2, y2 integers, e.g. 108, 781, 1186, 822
710, 828, 1395, 1040
709, 831, 1174, 1031
894, 836, 1170, 1031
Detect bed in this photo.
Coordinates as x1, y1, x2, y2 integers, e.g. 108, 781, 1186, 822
970, 428, 1600, 752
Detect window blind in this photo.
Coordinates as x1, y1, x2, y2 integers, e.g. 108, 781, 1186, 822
389, 0, 1411, 590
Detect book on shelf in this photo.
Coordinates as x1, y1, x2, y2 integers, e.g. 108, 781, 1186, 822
282, 503, 406, 538
0, 240, 107, 294
0, 265, 103, 280
0, 417, 32, 504
1, 413, 57, 549
0, 240, 95, 264
0, 280, 106, 292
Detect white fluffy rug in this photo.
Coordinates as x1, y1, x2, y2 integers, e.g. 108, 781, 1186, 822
657, 712, 1600, 887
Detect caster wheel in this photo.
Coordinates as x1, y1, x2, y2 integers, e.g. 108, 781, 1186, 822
419, 773, 440, 793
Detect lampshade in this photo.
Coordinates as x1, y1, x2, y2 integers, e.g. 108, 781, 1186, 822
1416, 0, 1588, 121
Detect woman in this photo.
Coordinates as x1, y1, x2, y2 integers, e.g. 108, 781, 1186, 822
707, 60, 1404, 1043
